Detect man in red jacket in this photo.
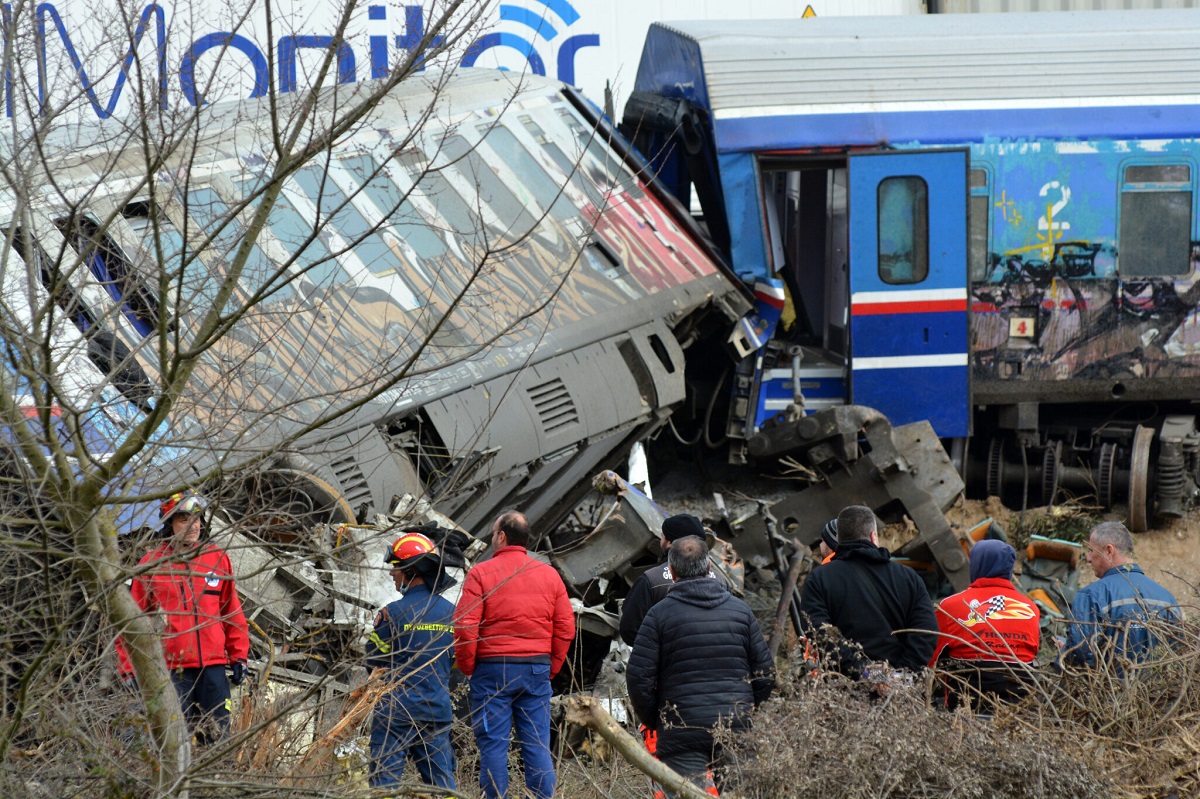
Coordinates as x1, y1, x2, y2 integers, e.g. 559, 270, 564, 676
123, 490, 250, 743
454, 510, 575, 799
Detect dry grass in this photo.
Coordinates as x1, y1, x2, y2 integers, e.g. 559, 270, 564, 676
718, 667, 1106, 799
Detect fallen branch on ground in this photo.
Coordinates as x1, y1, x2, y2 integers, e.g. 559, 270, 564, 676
563, 695, 744, 799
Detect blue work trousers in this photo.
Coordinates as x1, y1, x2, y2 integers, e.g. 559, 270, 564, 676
469, 661, 555, 799
369, 715, 456, 790
172, 665, 230, 746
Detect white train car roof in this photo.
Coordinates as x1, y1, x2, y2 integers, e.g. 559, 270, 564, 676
633, 10, 1200, 151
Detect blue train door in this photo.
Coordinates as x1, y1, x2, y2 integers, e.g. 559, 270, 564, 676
847, 150, 969, 437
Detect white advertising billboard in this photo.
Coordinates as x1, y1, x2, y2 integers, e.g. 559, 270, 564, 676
7, 0, 920, 125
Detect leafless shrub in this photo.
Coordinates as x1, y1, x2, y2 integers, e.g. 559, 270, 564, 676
718, 656, 1108, 799
1018, 614, 1200, 799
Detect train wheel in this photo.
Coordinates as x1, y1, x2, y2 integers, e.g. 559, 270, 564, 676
221, 468, 356, 542
1128, 425, 1154, 533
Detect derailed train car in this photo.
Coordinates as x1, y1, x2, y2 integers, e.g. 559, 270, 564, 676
4, 68, 749, 538
623, 9, 1200, 531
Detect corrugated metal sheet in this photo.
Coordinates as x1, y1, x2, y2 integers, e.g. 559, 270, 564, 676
655, 10, 1200, 118
938, 0, 1200, 12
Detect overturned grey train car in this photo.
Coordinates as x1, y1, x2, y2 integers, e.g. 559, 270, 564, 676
4, 68, 749, 533
0, 69, 753, 688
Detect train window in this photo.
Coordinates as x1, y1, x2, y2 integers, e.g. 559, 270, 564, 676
232, 177, 348, 290
13, 228, 97, 334
519, 113, 605, 209
555, 107, 645, 200
877, 176, 929, 284
338, 154, 446, 260
56, 215, 157, 337
968, 168, 991, 281
185, 187, 293, 301
1119, 164, 1192, 277
293, 164, 404, 278
477, 125, 579, 226
122, 202, 205, 320
393, 149, 482, 243
440, 134, 538, 242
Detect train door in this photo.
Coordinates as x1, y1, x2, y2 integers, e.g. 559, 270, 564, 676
847, 150, 970, 437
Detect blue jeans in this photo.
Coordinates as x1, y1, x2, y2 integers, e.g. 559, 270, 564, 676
469, 660, 555, 799
369, 715, 456, 790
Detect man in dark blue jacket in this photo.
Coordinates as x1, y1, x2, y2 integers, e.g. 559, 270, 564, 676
626, 535, 774, 791
366, 532, 457, 790
1065, 521, 1180, 667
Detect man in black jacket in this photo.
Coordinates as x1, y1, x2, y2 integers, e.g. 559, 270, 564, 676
799, 505, 937, 677
626, 536, 775, 791
619, 513, 708, 646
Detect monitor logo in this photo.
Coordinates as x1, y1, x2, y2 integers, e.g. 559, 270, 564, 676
464, 0, 599, 86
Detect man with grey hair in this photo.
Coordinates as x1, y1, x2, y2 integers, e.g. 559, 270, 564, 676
1065, 521, 1180, 667
799, 505, 937, 676
626, 536, 774, 792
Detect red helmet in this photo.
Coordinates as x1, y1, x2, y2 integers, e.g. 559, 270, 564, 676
161, 489, 205, 520
387, 532, 436, 568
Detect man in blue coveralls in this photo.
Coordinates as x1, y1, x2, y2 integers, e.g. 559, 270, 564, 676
366, 531, 457, 790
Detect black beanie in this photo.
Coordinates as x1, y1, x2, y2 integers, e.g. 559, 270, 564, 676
662, 513, 705, 542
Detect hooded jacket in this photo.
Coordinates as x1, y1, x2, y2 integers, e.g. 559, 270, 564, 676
120, 540, 250, 672
931, 540, 1040, 665
625, 577, 774, 759
799, 538, 937, 675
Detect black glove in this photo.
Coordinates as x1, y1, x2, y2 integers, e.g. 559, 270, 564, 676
230, 661, 247, 686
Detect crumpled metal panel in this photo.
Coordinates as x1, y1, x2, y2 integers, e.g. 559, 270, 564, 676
730, 405, 970, 589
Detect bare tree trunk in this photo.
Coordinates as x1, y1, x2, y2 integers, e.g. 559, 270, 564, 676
563, 696, 743, 799
71, 508, 190, 799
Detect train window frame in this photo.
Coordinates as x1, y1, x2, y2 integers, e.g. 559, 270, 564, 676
231, 172, 350, 292
181, 182, 296, 304
439, 132, 539, 244
12, 224, 99, 335
1117, 160, 1195, 278
876, 175, 929, 285
968, 165, 992, 283
336, 151, 449, 262
475, 122, 581, 229
55, 214, 160, 337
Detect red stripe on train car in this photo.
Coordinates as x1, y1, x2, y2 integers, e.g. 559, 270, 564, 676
851, 299, 969, 316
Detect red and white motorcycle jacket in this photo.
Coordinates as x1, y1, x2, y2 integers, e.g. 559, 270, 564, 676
930, 577, 1040, 665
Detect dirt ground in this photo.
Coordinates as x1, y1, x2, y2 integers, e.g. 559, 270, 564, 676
946, 496, 1200, 605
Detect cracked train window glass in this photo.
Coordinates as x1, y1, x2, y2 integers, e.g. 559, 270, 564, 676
877, 176, 928, 285
1119, 164, 1192, 277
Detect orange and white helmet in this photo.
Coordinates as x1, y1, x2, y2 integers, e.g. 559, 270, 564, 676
386, 532, 437, 569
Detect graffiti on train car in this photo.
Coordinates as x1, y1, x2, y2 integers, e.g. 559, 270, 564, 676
967, 138, 1200, 386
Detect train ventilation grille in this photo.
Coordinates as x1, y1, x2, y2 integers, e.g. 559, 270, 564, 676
330, 457, 372, 506
527, 378, 578, 434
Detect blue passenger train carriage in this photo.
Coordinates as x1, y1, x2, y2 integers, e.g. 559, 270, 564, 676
623, 9, 1200, 528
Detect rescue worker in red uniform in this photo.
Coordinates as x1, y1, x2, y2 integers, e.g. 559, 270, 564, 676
121, 490, 250, 743
930, 539, 1040, 710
